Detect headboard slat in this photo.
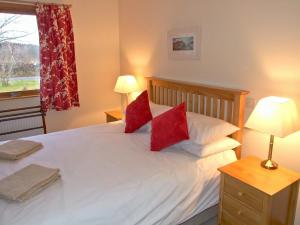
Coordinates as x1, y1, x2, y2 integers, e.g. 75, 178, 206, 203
212, 97, 218, 118
146, 77, 249, 159
194, 95, 199, 113
199, 95, 205, 114
172, 91, 175, 105
153, 86, 156, 103
220, 99, 225, 120
227, 101, 233, 123
206, 96, 212, 116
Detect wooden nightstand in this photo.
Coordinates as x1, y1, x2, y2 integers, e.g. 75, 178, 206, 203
218, 156, 300, 225
104, 110, 122, 123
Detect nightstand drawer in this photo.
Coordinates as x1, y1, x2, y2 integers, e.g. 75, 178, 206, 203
222, 194, 261, 225
223, 174, 264, 211
221, 210, 247, 225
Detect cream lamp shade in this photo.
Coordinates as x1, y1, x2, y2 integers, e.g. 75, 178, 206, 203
114, 75, 140, 119
114, 75, 139, 94
245, 96, 300, 170
245, 96, 300, 138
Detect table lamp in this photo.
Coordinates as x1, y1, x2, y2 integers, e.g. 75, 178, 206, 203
114, 75, 139, 116
245, 96, 299, 170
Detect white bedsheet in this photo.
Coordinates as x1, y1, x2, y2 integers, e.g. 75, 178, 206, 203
0, 122, 236, 225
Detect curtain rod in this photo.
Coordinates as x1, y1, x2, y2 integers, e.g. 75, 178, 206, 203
0, 0, 71, 7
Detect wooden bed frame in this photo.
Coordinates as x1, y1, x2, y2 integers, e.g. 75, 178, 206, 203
146, 77, 249, 225
146, 77, 249, 159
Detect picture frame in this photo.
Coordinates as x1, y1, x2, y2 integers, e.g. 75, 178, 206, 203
168, 26, 200, 60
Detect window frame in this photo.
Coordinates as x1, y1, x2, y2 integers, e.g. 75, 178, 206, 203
0, 2, 39, 100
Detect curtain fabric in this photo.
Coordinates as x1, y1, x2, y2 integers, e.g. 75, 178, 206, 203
36, 4, 79, 112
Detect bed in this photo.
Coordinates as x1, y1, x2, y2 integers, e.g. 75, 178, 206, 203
0, 77, 249, 225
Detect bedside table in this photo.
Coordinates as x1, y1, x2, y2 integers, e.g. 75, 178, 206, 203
218, 156, 300, 225
104, 110, 122, 123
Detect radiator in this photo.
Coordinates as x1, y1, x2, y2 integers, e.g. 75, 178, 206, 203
0, 97, 45, 141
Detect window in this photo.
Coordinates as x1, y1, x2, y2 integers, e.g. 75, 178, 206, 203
0, 4, 39, 99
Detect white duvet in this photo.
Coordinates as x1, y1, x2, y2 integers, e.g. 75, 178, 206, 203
0, 122, 236, 225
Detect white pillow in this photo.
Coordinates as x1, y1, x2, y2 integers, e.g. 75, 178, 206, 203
178, 137, 241, 158
150, 102, 172, 117
138, 102, 172, 132
186, 111, 239, 144
147, 103, 239, 144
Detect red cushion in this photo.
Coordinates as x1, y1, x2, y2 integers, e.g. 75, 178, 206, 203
151, 103, 189, 151
125, 90, 153, 133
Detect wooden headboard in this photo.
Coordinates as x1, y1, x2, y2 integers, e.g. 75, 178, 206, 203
146, 77, 249, 159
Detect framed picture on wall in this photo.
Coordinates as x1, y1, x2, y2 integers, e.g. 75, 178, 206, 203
168, 26, 200, 60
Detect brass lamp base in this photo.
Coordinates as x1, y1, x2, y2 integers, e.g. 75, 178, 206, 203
260, 135, 278, 170
261, 159, 278, 170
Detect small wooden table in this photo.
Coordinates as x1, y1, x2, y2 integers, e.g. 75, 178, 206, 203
218, 156, 300, 225
104, 110, 122, 123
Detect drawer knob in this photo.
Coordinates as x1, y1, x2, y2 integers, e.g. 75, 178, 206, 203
238, 191, 244, 197
237, 210, 243, 216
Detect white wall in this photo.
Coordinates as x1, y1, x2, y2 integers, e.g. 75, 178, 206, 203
119, 0, 300, 223
0, 0, 120, 134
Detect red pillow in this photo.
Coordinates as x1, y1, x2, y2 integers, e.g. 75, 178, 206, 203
125, 90, 153, 133
151, 103, 189, 151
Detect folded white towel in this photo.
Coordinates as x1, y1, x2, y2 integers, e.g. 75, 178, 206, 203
0, 164, 60, 202
0, 140, 43, 160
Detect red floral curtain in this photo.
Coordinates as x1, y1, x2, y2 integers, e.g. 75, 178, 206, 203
36, 4, 79, 112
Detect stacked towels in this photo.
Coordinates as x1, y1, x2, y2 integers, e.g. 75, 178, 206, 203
0, 140, 61, 202
0, 140, 43, 160
0, 164, 60, 202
